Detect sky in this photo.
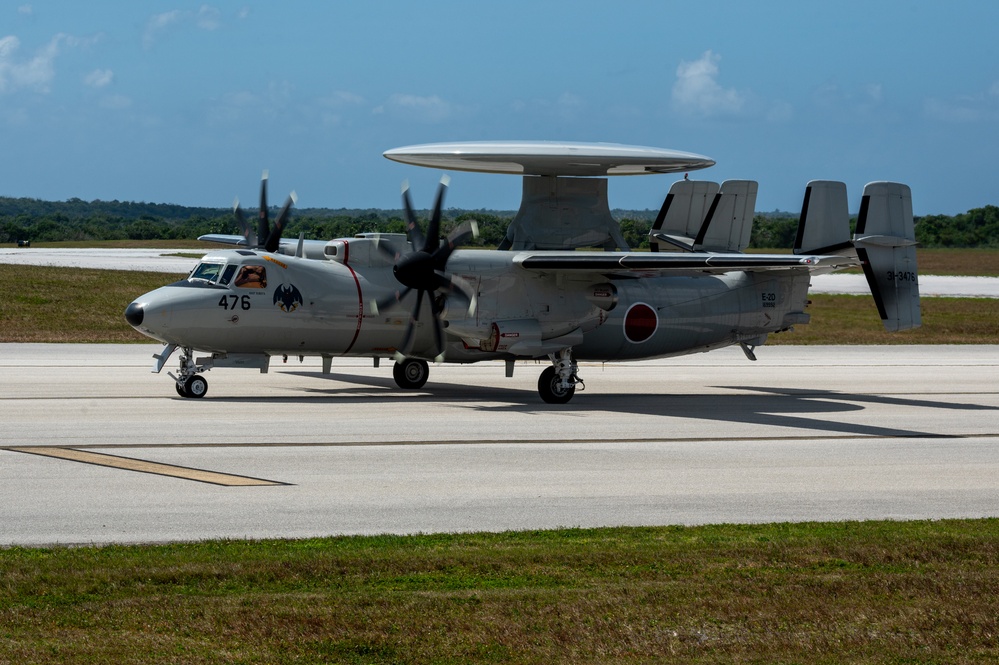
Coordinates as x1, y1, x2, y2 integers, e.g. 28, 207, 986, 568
1, 1, 997, 216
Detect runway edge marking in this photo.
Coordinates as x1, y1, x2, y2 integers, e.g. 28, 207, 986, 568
5, 447, 289, 487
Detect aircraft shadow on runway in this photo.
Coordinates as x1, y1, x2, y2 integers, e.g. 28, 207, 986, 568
215, 370, 999, 441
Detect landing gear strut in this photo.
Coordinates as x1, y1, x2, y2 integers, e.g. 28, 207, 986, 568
170, 347, 209, 398
538, 348, 582, 404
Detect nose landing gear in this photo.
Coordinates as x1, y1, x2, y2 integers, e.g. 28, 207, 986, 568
169, 348, 209, 399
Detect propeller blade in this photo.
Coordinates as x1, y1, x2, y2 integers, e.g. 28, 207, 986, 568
447, 274, 478, 317
258, 170, 270, 245
432, 218, 479, 264
425, 174, 450, 254
264, 191, 296, 253
428, 294, 445, 360
399, 289, 425, 357
401, 181, 426, 251
233, 198, 256, 246
373, 236, 402, 262
373, 287, 412, 315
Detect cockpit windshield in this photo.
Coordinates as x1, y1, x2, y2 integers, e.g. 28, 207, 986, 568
189, 262, 223, 283
187, 261, 247, 286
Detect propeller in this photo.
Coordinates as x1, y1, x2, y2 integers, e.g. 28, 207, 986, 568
373, 175, 479, 360
233, 170, 297, 253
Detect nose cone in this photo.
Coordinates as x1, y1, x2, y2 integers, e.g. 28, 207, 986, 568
124, 301, 144, 327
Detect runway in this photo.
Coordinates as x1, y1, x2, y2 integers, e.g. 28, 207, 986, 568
1, 343, 997, 546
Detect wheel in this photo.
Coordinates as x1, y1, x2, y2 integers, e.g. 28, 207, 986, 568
393, 358, 429, 389
538, 366, 575, 404
183, 375, 208, 399
175, 382, 186, 397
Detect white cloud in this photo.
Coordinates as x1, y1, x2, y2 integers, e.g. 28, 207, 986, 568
384, 93, 453, 122
921, 82, 999, 124
99, 93, 131, 110
325, 90, 364, 106
924, 97, 984, 123
196, 5, 222, 30
144, 6, 222, 49
17, 5, 32, 15
0, 33, 64, 94
672, 50, 744, 116
84, 68, 113, 88
811, 80, 887, 118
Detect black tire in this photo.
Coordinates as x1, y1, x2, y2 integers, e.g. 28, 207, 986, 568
393, 358, 430, 389
538, 366, 575, 404
175, 382, 186, 397
183, 375, 208, 399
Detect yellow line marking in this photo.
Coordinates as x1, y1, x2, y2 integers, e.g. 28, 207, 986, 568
7, 447, 287, 487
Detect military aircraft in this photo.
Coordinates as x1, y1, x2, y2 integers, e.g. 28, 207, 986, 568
124, 141, 920, 403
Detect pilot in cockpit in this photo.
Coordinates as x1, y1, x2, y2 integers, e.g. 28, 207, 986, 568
234, 265, 266, 289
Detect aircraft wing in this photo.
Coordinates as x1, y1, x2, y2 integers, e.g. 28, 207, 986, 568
197, 234, 329, 260
515, 252, 854, 276
198, 234, 250, 246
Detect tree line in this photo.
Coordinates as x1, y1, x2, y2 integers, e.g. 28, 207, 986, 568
1, 196, 996, 249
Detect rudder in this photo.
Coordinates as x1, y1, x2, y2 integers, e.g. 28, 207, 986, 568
855, 182, 921, 331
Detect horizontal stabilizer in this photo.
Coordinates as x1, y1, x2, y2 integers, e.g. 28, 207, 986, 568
855, 182, 920, 331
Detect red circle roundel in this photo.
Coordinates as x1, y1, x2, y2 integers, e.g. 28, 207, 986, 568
623, 302, 658, 343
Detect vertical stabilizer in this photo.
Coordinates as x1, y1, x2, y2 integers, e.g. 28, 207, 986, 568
793, 180, 852, 255
695, 180, 758, 252
854, 182, 921, 331
649, 180, 719, 252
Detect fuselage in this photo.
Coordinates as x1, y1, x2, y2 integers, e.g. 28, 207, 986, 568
125, 242, 814, 364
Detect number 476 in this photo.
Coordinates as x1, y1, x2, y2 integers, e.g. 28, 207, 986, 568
218, 295, 251, 310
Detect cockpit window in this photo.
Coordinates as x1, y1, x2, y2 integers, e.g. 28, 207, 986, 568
234, 265, 267, 289
189, 262, 223, 283
219, 264, 238, 286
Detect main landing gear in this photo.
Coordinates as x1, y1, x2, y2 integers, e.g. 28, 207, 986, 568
170, 347, 209, 399
538, 348, 583, 404
393, 357, 429, 390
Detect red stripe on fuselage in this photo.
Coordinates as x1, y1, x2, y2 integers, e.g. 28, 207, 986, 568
341, 240, 365, 355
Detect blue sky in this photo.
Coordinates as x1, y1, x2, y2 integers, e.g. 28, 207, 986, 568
1, 1, 997, 215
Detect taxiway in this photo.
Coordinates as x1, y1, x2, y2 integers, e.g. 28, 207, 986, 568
1, 343, 997, 546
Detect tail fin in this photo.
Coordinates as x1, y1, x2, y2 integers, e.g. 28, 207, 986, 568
696, 180, 757, 252
649, 180, 719, 252
854, 182, 921, 331
649, 179, 757, 253
794, 180, 920, 332
794, 180, 854, 255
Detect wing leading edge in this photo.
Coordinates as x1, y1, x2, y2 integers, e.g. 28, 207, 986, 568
515, 251, 853, 275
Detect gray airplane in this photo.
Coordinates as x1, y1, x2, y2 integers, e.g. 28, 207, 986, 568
124, 141, 920, 403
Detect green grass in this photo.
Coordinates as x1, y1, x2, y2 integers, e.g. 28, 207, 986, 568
2, 520, 997, 663
0, 264, 185, 342
768, 294, 999, 345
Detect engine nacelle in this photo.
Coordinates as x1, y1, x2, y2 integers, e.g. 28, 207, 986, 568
323, 234, 409, 268
480, 319, 583, 357
585, 282, 618, 311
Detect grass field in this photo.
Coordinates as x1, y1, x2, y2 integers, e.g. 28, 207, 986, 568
1, 520, 996, 664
